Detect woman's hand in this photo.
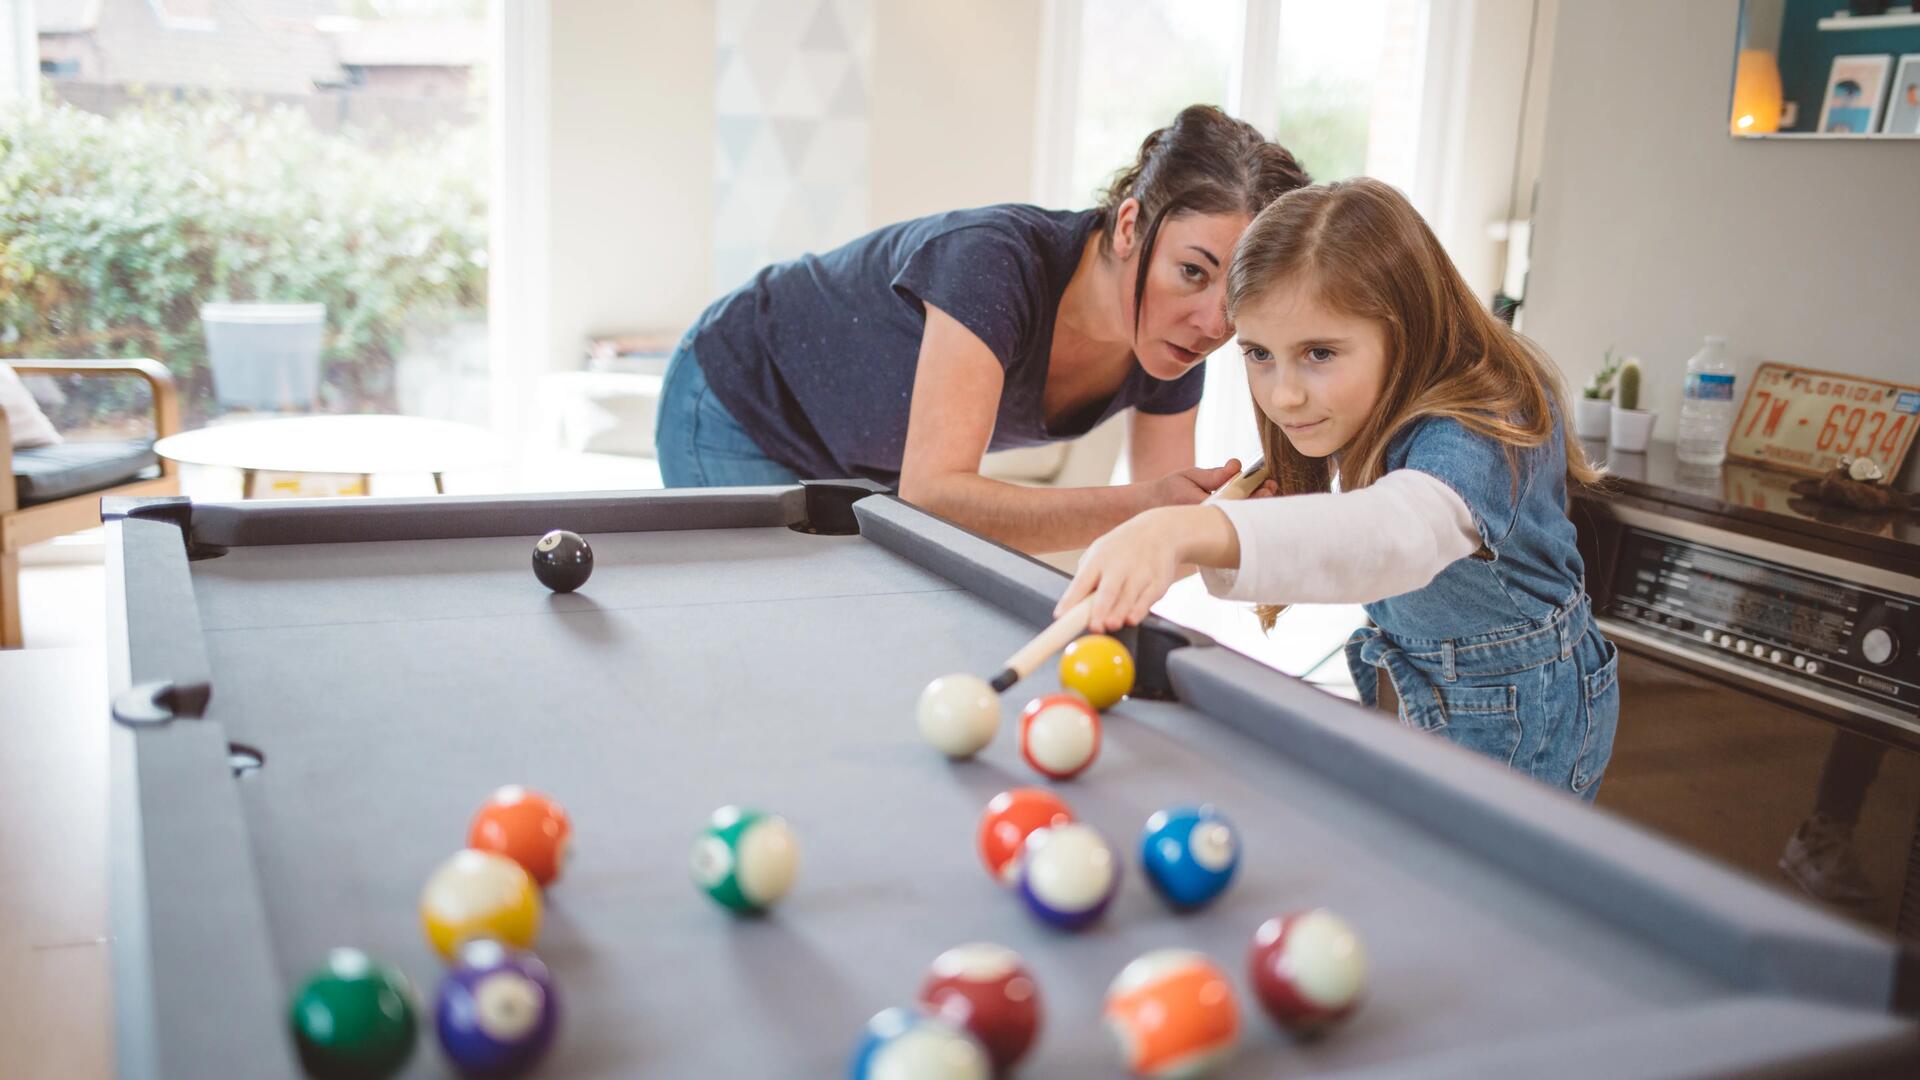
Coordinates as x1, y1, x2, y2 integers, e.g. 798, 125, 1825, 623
1056, 505, 1232, 633
1144, 460, 1243, 509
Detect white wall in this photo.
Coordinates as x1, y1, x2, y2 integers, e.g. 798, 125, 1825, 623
547, 0, 716, 369
1523, 0, 1918, 448
539, 1, 1042, 373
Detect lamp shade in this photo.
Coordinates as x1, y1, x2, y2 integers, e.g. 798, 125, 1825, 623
1731, 48, 1783, 135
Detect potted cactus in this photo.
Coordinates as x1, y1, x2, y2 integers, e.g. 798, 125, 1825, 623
1576, 349, 1621, 440
1608, 358, 1657, 452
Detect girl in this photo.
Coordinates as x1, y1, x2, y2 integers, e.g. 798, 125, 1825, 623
1054, 178, 1620, 799
656, 106, 1310, 554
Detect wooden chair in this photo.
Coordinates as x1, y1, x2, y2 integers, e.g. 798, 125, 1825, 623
2, 359, 180, 647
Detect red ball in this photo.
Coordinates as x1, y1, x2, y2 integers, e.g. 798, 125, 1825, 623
977, 789, 1074, 885
918, 943, 1042, 1070
469, 786, 572, 887
1018, 694, 1101, 780
1247, 909, 1367, 1033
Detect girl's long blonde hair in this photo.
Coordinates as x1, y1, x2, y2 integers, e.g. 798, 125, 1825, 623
1225, 178, 1600, 629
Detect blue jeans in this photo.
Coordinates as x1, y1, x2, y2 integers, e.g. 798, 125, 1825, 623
654, 339, 800, 487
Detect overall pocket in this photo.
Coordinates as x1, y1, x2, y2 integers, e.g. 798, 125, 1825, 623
1398, 681, 1524, 768
1572, 637, 1621, 796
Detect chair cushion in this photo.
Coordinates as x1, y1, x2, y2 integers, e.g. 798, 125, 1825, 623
12, 438, 159, 507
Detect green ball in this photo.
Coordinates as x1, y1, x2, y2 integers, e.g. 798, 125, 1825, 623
289, 948, 418, 1079
690, 805, 800, 913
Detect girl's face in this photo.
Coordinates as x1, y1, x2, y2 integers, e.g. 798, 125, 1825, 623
1236, 279, 1389, 458
1111, 201, 1251, 380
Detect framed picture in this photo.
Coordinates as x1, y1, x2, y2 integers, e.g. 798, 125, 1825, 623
1884, 54, 1920, 135
1819, 54, 1892, 134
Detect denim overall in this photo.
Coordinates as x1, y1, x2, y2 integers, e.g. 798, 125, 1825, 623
1343, 415, 1621, 800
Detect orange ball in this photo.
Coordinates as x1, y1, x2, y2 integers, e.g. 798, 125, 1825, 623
977, 788, 1075, 885
469, 786, 572, 887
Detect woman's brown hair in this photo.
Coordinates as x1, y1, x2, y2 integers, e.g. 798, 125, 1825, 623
1224, 178, 1600, 627
1097, 105, 1312, 330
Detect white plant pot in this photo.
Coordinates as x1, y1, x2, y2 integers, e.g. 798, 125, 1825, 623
1575, 397, 1613, 440
1609, 407, 1657, 452
201, 302, 327, 410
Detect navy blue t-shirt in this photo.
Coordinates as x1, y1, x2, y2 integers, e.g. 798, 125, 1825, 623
690, 204, 1207, 486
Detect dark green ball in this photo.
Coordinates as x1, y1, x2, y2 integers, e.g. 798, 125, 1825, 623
289, 948, 418, 1079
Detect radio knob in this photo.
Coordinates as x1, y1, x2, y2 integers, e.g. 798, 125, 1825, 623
1862, 627, 1898, 667
1769, 649, 1783, 663
1804, 661, 1823, 676
1793, 655, 1807, 669
1735, 640, 1749, 653
1701, 629, 1716, 643
1718, 634, 1733, 648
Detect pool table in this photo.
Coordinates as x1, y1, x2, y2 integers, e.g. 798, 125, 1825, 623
102, 483, 1920, 1078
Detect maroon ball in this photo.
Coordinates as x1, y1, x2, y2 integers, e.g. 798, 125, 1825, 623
917, 943, 1042, 1070
1247, 909, 1367, 1034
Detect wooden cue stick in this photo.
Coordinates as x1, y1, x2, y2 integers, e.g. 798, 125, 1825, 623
987, 458, 1270, 692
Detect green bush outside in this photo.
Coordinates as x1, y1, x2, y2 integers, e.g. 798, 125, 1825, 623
0, 94, 487, 431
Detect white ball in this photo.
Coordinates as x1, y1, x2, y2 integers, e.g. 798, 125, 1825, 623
917, 674, 1000, 758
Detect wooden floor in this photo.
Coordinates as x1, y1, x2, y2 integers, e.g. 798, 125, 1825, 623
0, 644, 112, 1080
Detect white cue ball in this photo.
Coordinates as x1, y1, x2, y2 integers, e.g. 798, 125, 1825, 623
918, 674, 1001, 758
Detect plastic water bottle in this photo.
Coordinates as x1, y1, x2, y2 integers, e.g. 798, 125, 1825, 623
1677, 336, 1736, 467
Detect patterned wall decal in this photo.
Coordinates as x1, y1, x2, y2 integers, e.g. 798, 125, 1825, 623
713, 0, 873, 294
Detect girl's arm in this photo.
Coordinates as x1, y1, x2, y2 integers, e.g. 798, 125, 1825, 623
1198, 469, 1479, 604
1056, 469, 1480, 632
898, 304, 1240, 554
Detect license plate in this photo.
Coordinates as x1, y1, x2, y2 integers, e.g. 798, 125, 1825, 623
1727, 363, 1920, 477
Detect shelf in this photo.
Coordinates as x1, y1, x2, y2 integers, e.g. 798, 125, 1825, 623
1817, 8, 1920, 31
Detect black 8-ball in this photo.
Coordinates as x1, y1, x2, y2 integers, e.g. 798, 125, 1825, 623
532, 530, 593, 593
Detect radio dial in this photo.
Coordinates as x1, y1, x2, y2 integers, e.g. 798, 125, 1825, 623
1861, 627, 1898, 667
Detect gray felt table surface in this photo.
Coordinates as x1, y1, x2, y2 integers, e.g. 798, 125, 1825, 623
149, 522, 1913, 1078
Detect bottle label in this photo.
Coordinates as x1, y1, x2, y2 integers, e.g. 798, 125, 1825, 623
1685, 373, 1735, 401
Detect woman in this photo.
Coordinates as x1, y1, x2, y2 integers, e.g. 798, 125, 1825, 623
656, 105, 1309, 553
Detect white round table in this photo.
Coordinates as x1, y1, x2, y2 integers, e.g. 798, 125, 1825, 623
154, 414, 503, 497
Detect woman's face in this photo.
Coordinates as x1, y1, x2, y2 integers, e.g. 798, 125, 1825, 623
1112, 201, 1250, 380
1235, 279, 1390, 459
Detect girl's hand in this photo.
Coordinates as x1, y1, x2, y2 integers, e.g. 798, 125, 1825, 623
1055, 507, 1190, 633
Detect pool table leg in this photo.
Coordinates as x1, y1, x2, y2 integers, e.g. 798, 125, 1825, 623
432, 472, 445, 495
358, 474, 372, 496
240, 468, 257, 500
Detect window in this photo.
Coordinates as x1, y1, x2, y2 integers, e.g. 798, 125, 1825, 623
2, 0, 492, 443
1067, 1, 1242, 206
1268, 0, 1424, 188
1039, 0, 1430, 206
